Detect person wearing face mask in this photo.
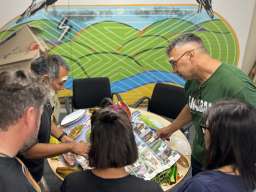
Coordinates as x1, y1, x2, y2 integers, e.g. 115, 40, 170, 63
0, 70, 48, 192
176, 100, 256, 192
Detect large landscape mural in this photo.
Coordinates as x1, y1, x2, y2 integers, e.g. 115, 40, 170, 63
0, 5, 239, 104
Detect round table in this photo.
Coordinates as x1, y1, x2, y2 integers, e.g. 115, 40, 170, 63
48, 108, 191, 191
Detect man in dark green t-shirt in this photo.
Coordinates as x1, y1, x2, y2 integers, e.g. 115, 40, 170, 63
157, 33, 256, 175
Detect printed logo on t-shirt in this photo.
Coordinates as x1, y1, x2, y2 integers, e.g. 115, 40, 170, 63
188, 95, 212, 113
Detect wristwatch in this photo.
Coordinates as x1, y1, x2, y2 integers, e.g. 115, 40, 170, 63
58, 132, 67, 141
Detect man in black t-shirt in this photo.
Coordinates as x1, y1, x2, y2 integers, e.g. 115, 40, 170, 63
0, 157, 35, 192
19, 55, 90, 186
0, 70, 48, 192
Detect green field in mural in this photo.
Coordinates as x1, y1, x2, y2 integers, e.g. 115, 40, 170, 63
49, 18, 238, 81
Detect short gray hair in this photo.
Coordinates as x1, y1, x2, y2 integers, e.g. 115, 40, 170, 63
0, 70, 48, 130
31, 55, 70, 79
167, 33, 206, 55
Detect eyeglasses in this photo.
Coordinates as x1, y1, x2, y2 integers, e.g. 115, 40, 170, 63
169, 47, 202, 68
200, 119, 208, 134
58, 80, 66, 86
200, 124, 207, 134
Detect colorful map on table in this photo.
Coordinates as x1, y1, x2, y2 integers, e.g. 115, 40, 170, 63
59, 110, 180, 180
128, 110, 180, 180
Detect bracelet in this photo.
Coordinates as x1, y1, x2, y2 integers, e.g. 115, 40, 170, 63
57, 132, 67, 141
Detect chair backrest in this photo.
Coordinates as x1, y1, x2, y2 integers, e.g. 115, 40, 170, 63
148, 83, 186, 119
72, 77, 112, 109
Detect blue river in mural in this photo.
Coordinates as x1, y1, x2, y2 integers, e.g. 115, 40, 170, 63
65, 71, 185, 93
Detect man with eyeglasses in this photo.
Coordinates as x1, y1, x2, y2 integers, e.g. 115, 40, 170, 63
18, 55, 90, 190
157, 33, 256, 176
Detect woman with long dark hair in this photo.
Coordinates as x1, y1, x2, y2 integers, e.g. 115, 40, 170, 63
177, 100, 256, 192
61, 107, 163, 192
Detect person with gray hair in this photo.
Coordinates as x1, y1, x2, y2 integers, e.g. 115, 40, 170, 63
0, 70, 48, 192
31, 54, 70, 122
18, 55, 90, 189
157, 33, 256, 175
31, 54, 70, 91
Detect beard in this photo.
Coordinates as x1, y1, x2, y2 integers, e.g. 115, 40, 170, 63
19, 134, 38, 153
20, 111, 41, 153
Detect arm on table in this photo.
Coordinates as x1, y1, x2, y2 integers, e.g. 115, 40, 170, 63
157, 104, 192, 139
51, 119, 73, 143
23, 142, 90, 159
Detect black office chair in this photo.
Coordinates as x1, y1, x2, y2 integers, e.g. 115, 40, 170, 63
72, 77, 112, 109
132, 83, 186, 120
65, 77, 115, 112
131, 83, 192, 139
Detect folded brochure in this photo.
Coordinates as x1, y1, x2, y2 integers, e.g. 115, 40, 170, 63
126, 111, 180, 180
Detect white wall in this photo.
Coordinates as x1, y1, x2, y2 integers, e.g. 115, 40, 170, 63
1, 0, 31, 27
242, 3, 256, 74
1, 0, 256, 71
